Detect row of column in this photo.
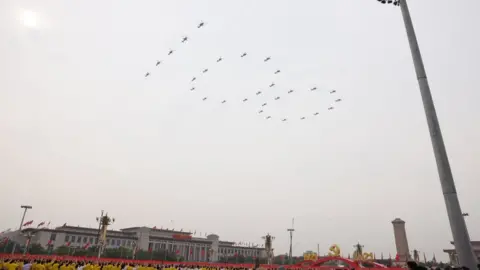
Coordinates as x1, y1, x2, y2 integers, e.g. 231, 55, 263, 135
219, 248, 259, 257
151, 241, 211, 262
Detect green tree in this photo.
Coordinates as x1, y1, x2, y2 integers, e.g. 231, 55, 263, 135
1, 241, 18, 254
29, 243, 47, 255
54, 246, 70, 256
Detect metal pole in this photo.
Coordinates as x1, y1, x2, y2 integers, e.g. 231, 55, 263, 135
399, 0, 477, 268
19, 208, 28, 231
19, 205, 32, 230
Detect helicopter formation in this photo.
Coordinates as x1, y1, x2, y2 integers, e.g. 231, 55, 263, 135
143, 21, 344, 123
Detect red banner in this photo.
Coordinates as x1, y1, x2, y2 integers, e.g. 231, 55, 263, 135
172, 234, 192, 240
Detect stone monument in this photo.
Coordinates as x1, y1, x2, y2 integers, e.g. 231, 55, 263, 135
392, 218, 410, 262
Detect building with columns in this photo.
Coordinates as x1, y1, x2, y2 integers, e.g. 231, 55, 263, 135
4, 225, 265, 262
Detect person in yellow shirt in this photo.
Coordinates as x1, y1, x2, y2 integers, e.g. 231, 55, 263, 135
7, 261, 18, 270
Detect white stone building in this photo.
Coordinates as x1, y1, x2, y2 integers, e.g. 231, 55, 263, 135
2, 225, 265, 262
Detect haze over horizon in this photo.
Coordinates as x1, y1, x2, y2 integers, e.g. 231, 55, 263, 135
1, 0, 479, 262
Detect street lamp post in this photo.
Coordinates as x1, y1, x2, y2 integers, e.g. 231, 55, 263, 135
19, 205, 32, 231
12, 205, 32, 254
378, 0, 477, 268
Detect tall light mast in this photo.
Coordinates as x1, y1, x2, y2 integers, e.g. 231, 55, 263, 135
287, 218, 295, 264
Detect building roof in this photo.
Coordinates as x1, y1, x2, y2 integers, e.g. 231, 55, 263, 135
121, 226, 190, 235
450, 241, 480, 245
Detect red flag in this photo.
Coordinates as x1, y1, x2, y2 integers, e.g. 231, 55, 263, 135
37, 222, 46, 228
190, 249, 193, 255
83, 243, 90, 249
23, 220, 34, 227
395, 254, 400, 261
47, 240, 53, 246
176, 250, 180, 254
65, 241, 71, 247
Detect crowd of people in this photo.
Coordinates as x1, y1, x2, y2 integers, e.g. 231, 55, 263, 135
0, 257, 261, 270
1, 260, 253, 270
1, 255, 479, 270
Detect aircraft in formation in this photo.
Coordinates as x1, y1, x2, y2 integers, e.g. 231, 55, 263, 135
141, 21, 344, 122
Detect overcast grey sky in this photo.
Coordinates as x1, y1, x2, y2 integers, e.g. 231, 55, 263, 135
1, 0, 479, 262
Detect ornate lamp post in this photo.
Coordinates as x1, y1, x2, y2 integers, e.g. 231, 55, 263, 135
96, 213, 115, 258
262, 234, 275, 265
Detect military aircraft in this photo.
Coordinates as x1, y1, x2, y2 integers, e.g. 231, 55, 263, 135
190, 87, 195, 91
287, 89, 294, 94
266, 116, 272, 119
202, 97, 208, 101
191, 77, 196, 82
202, 69, 208, 73
242, 98, 248, 102
274, 70, 281, 74
217, 57, 223, 62
264, 57, 271, 62
274, 97, 280, 100
258, 110, 264, 114
335, 98, 342, 102
241, 52, 247, 58
198, 21, 205, 28
168, 49, 174, 55
156, 60, 162, 66
310, 87, 317, 91
269, 83, 275, 88
328, 107, 334, 110
145, 72, 150, 77
181, 36, 188, 43
300, 117, 306, 120
261, 103, 267, 107
330, 90, 336, 94
221, 100, 227, 104
256, 91, 262, 95
314, 112, 319, 116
